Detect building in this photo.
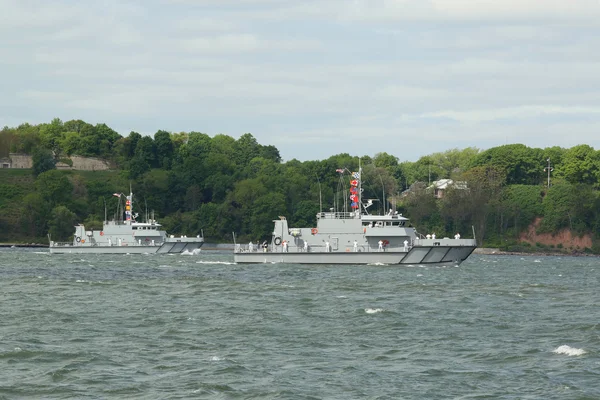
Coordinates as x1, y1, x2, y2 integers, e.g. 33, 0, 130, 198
427, 179, 468, 199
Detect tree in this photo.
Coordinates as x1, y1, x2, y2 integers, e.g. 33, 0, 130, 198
469, 144, 543, 185
38, 118, 65, 155
48, 205, 77, 241
557, 145, 600, 186
32, 147, 56, 177
233, 133, 260, 167
154, 130, 174, 169
459, 166, 506, 245
19, 193, 50, 238
35, 170, 73, 206
429, 147, 480, 178
135, 135, 156, 164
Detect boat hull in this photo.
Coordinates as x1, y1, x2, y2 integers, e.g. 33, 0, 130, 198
49, 241, 203, 254
234, 245, 476, 265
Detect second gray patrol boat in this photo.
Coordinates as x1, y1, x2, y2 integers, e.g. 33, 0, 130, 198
49, 190, 204, 254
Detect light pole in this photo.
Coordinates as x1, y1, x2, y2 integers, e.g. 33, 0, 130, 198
544, 158, 553, 188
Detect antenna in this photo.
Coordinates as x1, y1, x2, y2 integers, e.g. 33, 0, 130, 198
378, 173, 385, 215
315, 173, 322, 213
358, 158, 362, 215
103, 197, 107, 223
544, 158, 553, 188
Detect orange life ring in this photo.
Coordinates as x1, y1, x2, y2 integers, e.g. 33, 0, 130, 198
100, 231, 104, 236
311, 228, 318, 235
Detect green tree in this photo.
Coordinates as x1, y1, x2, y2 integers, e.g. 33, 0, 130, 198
233, 133, 260, 168
498, 185, 543, 239
557, 145, 600, 186
32, 147, 56, 177
35, 170, 73, 206
11, 123, 41, 154
38, 118, 65, 154
48, 205, 77, 241
19, 193, 50, 238
469, 144, 543, 185
154, 130, 174, 169
458, 166, 506, 245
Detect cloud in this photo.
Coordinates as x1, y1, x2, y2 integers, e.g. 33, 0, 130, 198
1, 0, 600, 162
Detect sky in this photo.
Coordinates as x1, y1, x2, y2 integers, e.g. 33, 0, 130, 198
2, 0, 600, 162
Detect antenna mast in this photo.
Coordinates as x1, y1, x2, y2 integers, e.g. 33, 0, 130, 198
544, 158, 553, 188
315, 174, 322, 213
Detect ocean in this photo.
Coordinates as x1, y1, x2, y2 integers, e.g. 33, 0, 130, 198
1, 249, 598, 399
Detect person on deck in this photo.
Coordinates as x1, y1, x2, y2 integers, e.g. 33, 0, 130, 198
248, 241, 253, 252
378, 240, 383, 252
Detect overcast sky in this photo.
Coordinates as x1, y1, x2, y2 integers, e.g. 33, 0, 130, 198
2, 0, 600, 162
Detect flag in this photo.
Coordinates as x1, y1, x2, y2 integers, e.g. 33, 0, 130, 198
352, 171, 360, 179
335, 169, 344, 173
113, 193, 120, 197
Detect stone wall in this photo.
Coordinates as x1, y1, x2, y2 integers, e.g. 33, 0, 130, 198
63, 156, 110, 171
8, 153, 110, 170
8, 153, 32, 169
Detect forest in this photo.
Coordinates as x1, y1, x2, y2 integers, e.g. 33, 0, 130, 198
1, 118, 600, 254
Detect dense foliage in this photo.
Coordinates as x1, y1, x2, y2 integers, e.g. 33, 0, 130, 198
1, 119, 600, 253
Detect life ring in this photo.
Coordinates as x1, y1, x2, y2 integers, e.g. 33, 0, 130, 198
76, 236, 81, 243
382, 240, 389, 247
274, 237, 282, 246
81, 239, 85, 243
311, 228, 318, 235
100, 231, 104, 236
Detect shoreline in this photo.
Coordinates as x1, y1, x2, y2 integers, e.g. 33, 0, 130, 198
474, 247, 598, 257
1, 244, 597, 257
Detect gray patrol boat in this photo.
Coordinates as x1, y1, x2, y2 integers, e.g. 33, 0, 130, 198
49, 191, 204, 254
234, 170, 476, 265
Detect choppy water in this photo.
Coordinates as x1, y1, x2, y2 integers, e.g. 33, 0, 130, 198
1, 249, 599, 399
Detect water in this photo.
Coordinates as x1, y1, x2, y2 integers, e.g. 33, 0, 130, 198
1, 249, 599, 399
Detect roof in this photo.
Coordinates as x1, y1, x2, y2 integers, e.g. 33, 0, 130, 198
427, 179, 468, 190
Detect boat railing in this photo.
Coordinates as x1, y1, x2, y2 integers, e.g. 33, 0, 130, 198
317, 211, 357, 220
413, 238, 476, 246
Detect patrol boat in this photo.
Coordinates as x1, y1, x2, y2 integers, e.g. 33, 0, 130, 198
234, 170, 476, 265
49, 191, 204, 254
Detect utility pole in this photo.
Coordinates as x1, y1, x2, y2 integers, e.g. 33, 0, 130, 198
544, 158, 553, 188
428, 163, 431, 185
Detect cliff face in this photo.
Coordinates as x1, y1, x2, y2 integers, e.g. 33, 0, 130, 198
520, 217, 593, 251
